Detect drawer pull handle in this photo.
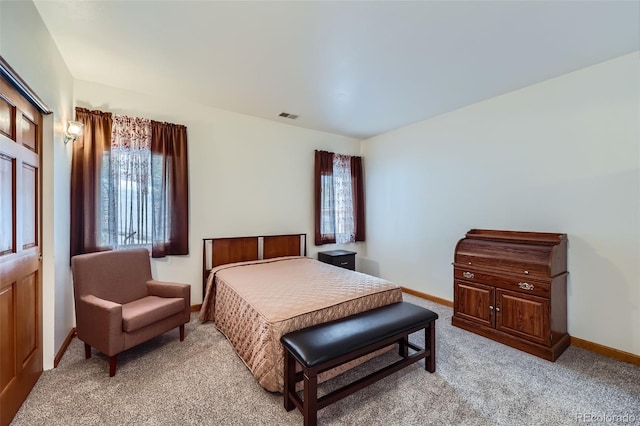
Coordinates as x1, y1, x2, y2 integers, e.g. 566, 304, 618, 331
489, 305, 494, 311
340, 262, 349, 266
518, 282, 535, 291
463, 271, 474, 279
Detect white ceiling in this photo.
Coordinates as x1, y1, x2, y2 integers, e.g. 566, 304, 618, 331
34, 1, 639, 139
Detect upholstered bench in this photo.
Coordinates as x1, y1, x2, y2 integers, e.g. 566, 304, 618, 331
281, 301, 439, 426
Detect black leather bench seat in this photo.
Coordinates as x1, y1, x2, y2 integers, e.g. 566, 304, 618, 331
281, 301, 439, 426
282, 302, 439, 368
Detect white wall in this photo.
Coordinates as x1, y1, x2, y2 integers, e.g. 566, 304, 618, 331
74, 80, 362, 304
362, 52, 640, 356
0, 0, 75, 369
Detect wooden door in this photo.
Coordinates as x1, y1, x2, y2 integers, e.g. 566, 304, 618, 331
453, 280, 494, 328
0, 75, 43, 426
495, 289, 550, 346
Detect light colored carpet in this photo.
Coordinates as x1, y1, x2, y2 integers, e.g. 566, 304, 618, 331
12, 294, 640, 425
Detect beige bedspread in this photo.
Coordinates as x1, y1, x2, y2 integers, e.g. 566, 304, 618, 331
199, 256, 403, 392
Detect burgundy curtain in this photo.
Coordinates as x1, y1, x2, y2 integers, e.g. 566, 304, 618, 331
351, 156, 365, 242
70, 108, 112, 258
314, 150, 336, 245
150, 121, 189, 257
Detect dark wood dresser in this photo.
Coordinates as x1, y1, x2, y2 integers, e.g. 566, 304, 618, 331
317, 250, 356, 271
452, 229, 569, 361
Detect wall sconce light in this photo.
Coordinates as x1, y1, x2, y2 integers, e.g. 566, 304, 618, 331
64, 120, 84, 144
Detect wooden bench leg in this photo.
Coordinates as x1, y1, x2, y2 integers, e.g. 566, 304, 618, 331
398, 335, 409, 358
84, 343, 91, 359
284, 350, 296, 412
303, 371, 318, 426
425, 321, 436, 373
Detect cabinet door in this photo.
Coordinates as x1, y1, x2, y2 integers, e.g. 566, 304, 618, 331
454, 280, 494, 328
496, 289, 550, 346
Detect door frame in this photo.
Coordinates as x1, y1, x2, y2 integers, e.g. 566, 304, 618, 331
0, 57, 51, 115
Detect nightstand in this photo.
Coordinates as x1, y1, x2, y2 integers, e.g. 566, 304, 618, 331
317, 250, 356, 271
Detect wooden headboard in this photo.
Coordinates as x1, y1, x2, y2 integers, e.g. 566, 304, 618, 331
202, 233, 307, 296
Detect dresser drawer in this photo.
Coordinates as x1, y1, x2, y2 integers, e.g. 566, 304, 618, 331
454, 267, 550, 298
455, 237, 565, 277
318, 250, 356, 270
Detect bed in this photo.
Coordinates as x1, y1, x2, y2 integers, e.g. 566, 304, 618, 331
199, 234, 403, 393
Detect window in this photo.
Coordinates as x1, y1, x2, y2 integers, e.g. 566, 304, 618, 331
100, 115, 153, 250
71, 108, 189, 258
314, 150, 365, 245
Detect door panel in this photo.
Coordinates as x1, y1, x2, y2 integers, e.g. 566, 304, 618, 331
0, 154, 14, 255
20, 114, 37, 153
0, 96, 13, 138
0, 285, 16, 390
21, 163, 36, 249
17, 273, 38, 363
0, 73, 42, 426
496, 289, 550, 346
454, 280, 494, 327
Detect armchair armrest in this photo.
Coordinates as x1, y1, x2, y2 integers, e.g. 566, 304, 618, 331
77, 295, 124, 356
147, 280, 191, 322
147, 280, 191, 321
147, 280, 190, 300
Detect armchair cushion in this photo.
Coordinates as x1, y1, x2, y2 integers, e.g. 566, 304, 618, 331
72, 249, 152, 304
122, 296, 185, 333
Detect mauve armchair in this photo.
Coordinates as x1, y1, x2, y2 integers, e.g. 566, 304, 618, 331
71, 249, 191, 376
